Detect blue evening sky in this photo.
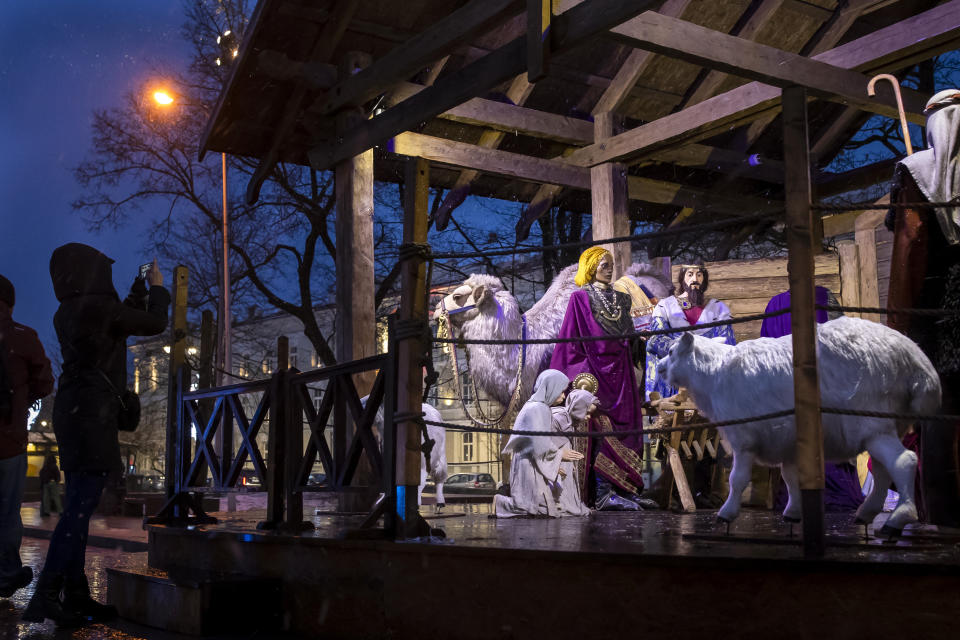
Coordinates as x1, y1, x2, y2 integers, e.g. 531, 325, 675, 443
0, 1, 189, 348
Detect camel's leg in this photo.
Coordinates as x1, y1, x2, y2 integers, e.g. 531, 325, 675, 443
780, 462, 801, 522
434, 478, 445, 513
866, 434, 918, 532
718, 450, 754, 523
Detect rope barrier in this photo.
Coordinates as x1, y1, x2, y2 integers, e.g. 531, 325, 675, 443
821, 407, 960, 422
812, 201, 960, 212
423, 409, 796, 438
818, 304, 960, 317
432, 307, 789, 345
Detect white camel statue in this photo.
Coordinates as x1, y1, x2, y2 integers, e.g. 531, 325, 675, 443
436, 262, 671, 411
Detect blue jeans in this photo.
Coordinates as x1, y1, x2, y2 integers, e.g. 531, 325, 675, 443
0, 453, 27, 583
41, 471, 106, 579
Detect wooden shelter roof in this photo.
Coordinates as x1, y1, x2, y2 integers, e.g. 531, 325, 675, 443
200, 0, 960, 218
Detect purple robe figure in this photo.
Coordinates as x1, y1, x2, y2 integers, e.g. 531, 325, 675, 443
759, 286, 830, 338
549, 289, 646, 504
762, 287, 864, 512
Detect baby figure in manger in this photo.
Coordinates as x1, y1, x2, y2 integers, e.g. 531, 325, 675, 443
495, 370, 592, 518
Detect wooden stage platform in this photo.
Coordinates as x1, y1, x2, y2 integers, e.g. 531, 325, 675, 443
108, 505, 960, 639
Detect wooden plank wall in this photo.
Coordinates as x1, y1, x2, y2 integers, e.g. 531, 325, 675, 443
672, 253, 842, 343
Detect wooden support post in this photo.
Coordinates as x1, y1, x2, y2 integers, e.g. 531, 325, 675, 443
334, 51, 377, 391
261, 365, 286, 529
279, 336, 310, 531
838, 242, 861, 319
396, 157, 431, 537
527, 0, 551, 83
334, 51, 376, 513
165, 266, 189, 504
591, 112, 631, 276
783, 86, 825, 558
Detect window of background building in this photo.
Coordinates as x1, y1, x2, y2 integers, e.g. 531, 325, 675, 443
462, 432, 474, 462
461, 371, 474, 405
289, 344, 297, 369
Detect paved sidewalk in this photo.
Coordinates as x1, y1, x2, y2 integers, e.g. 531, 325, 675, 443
20, 503, 149, 552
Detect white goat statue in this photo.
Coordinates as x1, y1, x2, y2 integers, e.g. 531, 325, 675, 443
656, 316, 941, 533
362, 397, 448, 510
438, 262, 671, 409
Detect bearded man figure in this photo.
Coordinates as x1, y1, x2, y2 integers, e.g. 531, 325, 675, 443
549, 247, 649, 511
885, 89, 960, 527
645, 264, 736, 401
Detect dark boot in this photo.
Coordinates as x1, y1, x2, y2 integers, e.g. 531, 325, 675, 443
22, 572, 86, 627
63, 574, 117, 623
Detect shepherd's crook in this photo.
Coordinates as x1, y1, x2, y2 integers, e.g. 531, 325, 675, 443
868, 74, 913, 156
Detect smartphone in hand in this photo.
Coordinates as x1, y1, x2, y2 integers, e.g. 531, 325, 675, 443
138, 263, 152, 282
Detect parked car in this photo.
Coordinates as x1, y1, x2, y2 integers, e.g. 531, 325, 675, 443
307, 472, 327, 487
238, 469, 262, 488
442, 473, 497, 495
125, 474, 164, 492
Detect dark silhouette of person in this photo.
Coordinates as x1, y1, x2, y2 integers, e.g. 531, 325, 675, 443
0, 274, 53, 600
23, 245, 169, 626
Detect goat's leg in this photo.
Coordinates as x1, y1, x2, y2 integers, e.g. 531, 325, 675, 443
780, 462, 801, 522
718, 450, 754, 523
866, 434, 918, 533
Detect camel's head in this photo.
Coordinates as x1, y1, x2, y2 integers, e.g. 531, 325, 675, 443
436, 273, 514, 332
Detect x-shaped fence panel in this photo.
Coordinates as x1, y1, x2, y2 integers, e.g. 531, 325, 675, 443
291, 356, 388, 492
179, 378, 272, 492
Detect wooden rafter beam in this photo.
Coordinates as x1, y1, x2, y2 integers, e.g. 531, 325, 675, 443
607, 12, 926, 126
389, 132, 777, 214
682, 0, 787, 108
316, 0, 524, 116
816, 157, 898, 198
591, 0, 692, 115
386, 79, 785, 183
308, 0, 660, 172
243, 0, 358, 204
564, 0, 960, 168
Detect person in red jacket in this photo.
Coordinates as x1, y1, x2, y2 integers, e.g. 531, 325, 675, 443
0, 274, 54, 599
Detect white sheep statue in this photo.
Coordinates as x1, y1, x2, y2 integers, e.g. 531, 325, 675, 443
362, 397, 448, 511
437, 262, 670, 409
656, 316, 941, 533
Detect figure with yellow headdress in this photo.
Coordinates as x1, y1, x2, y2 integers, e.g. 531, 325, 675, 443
645, 264, 735, 402
548, 247, 648, 510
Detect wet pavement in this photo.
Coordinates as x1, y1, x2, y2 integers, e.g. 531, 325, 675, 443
2, 541, 302, 639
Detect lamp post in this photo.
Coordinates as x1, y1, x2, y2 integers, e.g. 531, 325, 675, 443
150, 89, 232, 387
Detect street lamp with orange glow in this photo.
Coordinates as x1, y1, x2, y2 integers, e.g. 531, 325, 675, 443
150, 88, 232, 386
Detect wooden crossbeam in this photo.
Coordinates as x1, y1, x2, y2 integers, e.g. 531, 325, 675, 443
317, 0, 524, 116
607, 12, 925, 125
308, 0, 660, 171
682, 0, 787, 108
390, 132, 777, 213
565, 0, 960, 168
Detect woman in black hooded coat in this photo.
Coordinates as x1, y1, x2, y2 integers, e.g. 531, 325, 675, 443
24, 243, 169, 626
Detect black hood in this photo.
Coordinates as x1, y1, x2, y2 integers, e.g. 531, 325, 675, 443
50, 243, 117, 302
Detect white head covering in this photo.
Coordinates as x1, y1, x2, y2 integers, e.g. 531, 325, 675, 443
565, 389, 597, 421
900, 89, 960, 245
503, 370, 569, 456
528, 369, 570, 406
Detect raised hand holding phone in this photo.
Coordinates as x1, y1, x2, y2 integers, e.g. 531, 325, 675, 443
147, 258, 163, 287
